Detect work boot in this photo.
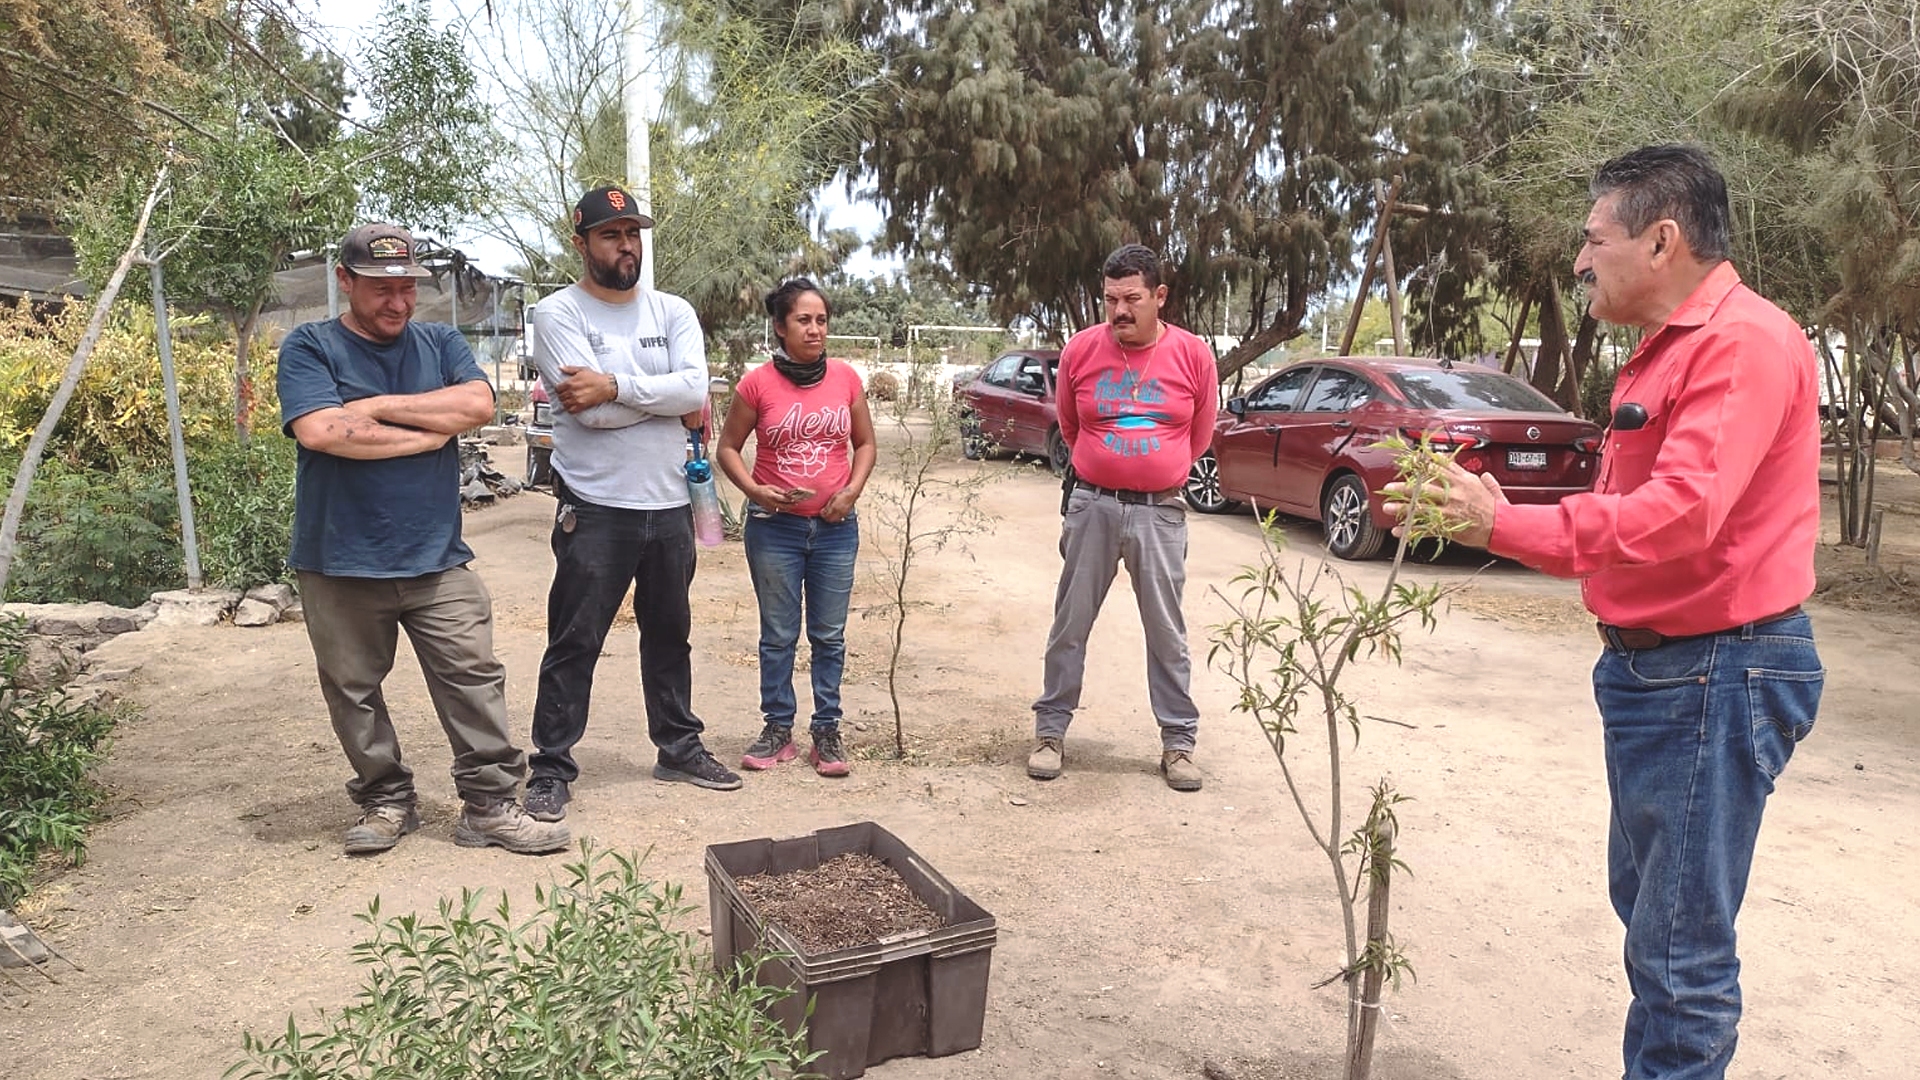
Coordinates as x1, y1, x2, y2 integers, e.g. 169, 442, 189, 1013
809, 728, 851, 777
523, 777, 570, 822
343, 804, 419, 855
741, 724, 797, 770
1161, 749, 1203, 792
1027, 737, 1064, 780
453, 797, 570, 854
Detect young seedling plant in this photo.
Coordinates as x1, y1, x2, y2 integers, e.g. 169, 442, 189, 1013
1207, 433, 1477, 1080
861, 360, 998, 757
224, 844, 819, 1080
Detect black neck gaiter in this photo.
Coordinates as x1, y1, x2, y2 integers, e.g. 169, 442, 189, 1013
771, 346, 827, 388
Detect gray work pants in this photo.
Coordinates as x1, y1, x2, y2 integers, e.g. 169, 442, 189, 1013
1032, 487, 1199, 751
298, 566, 525, 808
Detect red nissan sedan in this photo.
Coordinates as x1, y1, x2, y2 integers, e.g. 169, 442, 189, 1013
1185, 356, 1603, 559
954, 349, 1069, 473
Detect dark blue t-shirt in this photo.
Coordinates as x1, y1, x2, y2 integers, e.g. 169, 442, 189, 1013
278, 319, 488, 578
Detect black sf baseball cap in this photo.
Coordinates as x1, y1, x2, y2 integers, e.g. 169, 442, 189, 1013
572, 184, 656, 233
339, 223, 431, 278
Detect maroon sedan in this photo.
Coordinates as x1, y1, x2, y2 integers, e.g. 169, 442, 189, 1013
1186, 356, 1602, 559
954, 349, 1068, 473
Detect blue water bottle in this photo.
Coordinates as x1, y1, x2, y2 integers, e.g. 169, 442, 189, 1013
686, 433, 724, 547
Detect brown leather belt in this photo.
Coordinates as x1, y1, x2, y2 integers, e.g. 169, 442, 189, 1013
1076, 480, 1171, 505
1596, 605, 1803, 652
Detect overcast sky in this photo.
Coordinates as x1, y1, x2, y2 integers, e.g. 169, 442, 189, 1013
297, 0, 890, 277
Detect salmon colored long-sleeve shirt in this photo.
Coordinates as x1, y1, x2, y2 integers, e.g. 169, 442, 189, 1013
1057, 321, 1218, 493
1488, 262, 1820, 635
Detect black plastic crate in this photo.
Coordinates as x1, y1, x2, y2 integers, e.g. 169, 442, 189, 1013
705, 821, 996, 1079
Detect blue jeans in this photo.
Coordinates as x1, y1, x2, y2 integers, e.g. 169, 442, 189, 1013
1593, 611, 1821, 1080
743, 506, 858, 732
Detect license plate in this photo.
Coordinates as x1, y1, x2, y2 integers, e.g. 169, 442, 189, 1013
1507, 449, 1548, 470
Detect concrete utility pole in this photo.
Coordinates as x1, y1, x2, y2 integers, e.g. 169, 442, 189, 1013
623, 0, 656, 289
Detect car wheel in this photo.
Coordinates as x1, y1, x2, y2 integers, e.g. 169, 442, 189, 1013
1046, 426, 1071, 476
1321, 473, 1386, 560
526, 444, 552, 488
960, 410, 987, 460
1183, 451, 1238, 513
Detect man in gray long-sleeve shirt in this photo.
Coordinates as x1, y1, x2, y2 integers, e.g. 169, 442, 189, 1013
523, 186, 741, 824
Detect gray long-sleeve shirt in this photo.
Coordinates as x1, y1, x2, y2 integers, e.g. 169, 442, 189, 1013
530, 284, 708, 509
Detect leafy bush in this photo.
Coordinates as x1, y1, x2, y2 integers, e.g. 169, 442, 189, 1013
867, 370, 900, 401
227, 846, 819, 1080
0, 299, 238, 471
189, 433, 296, 588
5, 456, 182, 607
0, 615, 118, 907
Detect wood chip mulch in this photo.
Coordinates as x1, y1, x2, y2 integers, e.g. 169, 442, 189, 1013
735, 853, 946, 954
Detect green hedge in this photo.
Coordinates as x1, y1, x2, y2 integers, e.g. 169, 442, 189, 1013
0, 615, 117, 907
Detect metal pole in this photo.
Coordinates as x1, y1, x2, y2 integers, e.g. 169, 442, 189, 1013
326, 249, 339, 319
150, 251, 203, 589
625, 0, 656, 289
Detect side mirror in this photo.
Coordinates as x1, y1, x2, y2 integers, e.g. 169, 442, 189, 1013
1226, 396, 1247, 417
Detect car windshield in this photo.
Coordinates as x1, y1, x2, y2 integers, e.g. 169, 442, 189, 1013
1389, 369, 1561, 412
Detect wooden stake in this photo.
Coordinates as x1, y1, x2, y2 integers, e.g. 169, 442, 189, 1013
1377, 179, 1406, 357
0, 164, 170, 603
1338, 177, 1403, 356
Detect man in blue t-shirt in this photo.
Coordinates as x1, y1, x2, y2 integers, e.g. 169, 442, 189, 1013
278, 222, 568, 857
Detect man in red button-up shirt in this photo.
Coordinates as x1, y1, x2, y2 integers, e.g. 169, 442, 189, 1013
1392, 145, 1825, 1080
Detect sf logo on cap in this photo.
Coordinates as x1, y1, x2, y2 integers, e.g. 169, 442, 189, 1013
608, 190, 628, 211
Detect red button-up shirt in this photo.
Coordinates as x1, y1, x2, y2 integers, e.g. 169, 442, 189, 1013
1488, 262, 1820, 635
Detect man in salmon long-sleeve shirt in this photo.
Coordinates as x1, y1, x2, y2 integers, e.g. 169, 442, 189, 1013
1391, 144, 1824, 1080
1027, 243, 1219, 792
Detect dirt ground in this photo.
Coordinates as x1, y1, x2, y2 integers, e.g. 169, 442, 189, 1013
5, 428, 1919, 1080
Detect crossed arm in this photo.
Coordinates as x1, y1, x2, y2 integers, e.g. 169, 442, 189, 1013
531, 300, 707, 429
289, 379, 493, 460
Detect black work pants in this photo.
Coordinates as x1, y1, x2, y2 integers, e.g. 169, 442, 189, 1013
529, 477, 707, 780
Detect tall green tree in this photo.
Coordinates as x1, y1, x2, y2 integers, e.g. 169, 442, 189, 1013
355, 0, 499, 240
475, 0, 882, 335
852, 0, 1470, 373
0, 0, 202, 213
67, 0, 495, 439
1719, 0, 1920, 533
1410, 0, 1833, 412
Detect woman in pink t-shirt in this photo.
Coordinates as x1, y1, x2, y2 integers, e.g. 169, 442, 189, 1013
716, 279, 877, 777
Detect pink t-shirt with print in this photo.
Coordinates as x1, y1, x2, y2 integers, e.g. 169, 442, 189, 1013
734, 359, 864, 518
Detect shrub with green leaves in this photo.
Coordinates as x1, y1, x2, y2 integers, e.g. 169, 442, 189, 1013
226, 846, 821, 1080
0, 615, 118, 908
6, 456, 181, 608
189, 433, 296, 589
0, 299, 237, 472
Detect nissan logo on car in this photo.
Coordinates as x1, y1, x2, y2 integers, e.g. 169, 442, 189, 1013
1527, 426, 1542, 441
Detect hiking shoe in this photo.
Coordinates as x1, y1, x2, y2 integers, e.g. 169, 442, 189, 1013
453, 798, 570, 854
1161, 749, 1203, 792
524, 777, 570, 822
741, 724, 798, 770
343, 804, 419, 855
653, 751, 744, 791
1027, 737, 1064, 780
809, 728, 851, 777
